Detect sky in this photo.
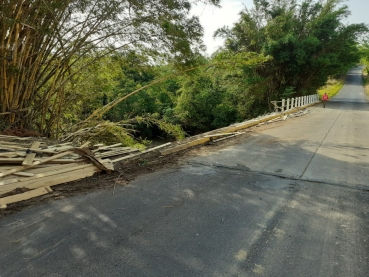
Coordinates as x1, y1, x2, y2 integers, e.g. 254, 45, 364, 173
193, 0, 369, 55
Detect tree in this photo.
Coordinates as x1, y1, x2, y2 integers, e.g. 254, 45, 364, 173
0, 0, 220, 137
215, 0, 368, 103
175, 52, 270, 132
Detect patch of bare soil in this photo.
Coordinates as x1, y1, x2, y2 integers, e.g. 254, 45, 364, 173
0, 121, 286, 218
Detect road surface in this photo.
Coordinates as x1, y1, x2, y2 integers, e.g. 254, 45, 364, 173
0, 66, 368, 276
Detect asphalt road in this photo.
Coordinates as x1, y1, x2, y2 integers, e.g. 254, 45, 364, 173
1, 67, 369, 277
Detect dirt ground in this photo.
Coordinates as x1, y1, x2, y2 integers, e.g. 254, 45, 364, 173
0, 122, 286, 218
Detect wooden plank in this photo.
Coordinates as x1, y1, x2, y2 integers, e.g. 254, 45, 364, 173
98, 147, 134, 152
0, 135, 38, 141
160, 139, 209, 156
113, 142, 172, 162
0, 164, 96, 193
0, 137, 18, 142
13, 172, 35, 177
213, 132, 243, 143
23, 164, 94, 181
0, 186, 53, 207
0, 150, 74, 177
92, 143, 123, 153
0, 145, 60, 154
80, 141, 91, 148
49, 145, 74, 152
48, 142, 73, 147
93, 143, 104, 147
0, 135, 21, 138
0, 163, 76, 173
203, 132, 240, 138
0, 158, 78, 164
0, 178, 20, 187
98, 148, 140, 158
0, 166, 98, 194
102, 159, 114, 171
22, 153, 36, 166
0, 139, 22, 143
30, 141, 41, 150
0, 152, 19, 158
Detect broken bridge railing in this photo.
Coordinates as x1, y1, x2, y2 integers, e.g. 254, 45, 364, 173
271, 94, 320, 113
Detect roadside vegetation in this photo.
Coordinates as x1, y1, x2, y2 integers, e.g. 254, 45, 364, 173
360, 44, 369, 95
363, 69, 369, 96
317, 78, 345, 99
0, 0, 368, 147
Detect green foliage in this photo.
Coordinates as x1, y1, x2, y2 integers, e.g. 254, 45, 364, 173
174, 52, 270, 132
359, 43, 369, 73
175, 73, 226, 131
124, 113, 186, 140
360, 44, 369, 94
1, 0, 221, 136
60, 0, 369, 143
216, 0, 368, 101
90, 124, 146, 149
317, 78, 345, 98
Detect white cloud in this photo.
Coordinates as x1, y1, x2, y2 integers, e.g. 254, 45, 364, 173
192, 1, 254, 55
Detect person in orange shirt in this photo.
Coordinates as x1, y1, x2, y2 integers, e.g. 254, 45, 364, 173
322, 92, 329, 108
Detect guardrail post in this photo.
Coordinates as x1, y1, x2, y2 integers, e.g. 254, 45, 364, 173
286, 98, 290, 110
281, 99, 285, 112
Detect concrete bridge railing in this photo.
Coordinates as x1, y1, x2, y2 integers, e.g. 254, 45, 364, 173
271, 94, 320, 113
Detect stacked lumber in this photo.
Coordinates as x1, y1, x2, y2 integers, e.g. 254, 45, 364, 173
0, 136, 142, 209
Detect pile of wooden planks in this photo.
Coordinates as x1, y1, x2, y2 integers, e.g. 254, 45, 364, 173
0, 136, 142, 209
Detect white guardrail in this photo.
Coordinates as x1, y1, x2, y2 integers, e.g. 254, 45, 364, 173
271, 93, 320, 112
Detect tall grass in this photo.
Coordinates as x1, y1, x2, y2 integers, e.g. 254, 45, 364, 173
362, 62, 369, 96
317, 77, 345, 99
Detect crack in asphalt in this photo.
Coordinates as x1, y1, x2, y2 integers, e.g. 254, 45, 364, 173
299, 109, 344, 178
187, 160, 369, 193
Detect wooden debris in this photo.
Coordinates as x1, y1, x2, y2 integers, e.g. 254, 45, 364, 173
0, 152, 19, 158
92, 143, 122, 153
212, 132, 244, 143
13, 172, 35, 177
112, 142, 172, 162
95, 148, 139, 158
22, 141, 40, 166
72, 148, 114, 172
160, 139, 209, 156
22, 153, 36, 166
0, 137, 161, 207
0, 165, 98, 194
204, 132, 241, 138
0, 158, 79, 164
0, 187, 53, 209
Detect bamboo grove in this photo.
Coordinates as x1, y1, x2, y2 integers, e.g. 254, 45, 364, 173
0, 0, 220, 137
